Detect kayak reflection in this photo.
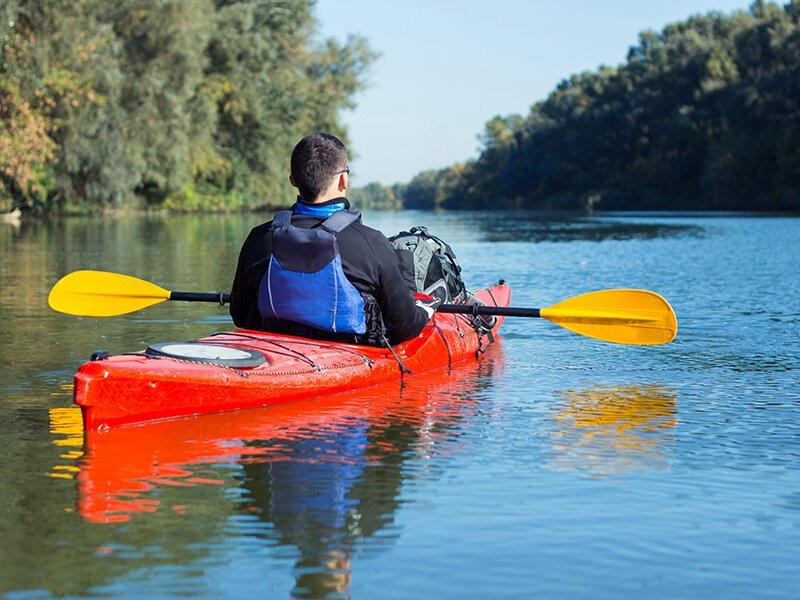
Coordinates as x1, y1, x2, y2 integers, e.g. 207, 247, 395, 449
63, 351, 502, 595
239, 413, 397, 597
548, 384, 678, 475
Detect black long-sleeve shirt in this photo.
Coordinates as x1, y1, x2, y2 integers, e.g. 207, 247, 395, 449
229, 199, 429, 344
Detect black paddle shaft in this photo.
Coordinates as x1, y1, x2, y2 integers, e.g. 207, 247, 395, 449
170, 291, 231, 306
438, 303, 541, 318
168, 292, 541, 318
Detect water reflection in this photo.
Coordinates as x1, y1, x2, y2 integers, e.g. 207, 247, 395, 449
548, 385, 678, 475
48, 406, 84, 479
12, 213, 798, 597
477, 214, 704, 243
50, 356, 500, 596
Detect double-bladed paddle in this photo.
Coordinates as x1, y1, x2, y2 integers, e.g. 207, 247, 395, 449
48, 270, 677, 345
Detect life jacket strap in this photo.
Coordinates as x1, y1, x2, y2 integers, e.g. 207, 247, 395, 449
320, 210, 360, 233
272, 210, 292, 228
273, 209, 360, 233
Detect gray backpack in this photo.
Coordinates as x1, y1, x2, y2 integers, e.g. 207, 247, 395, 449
389, 226, 467, 303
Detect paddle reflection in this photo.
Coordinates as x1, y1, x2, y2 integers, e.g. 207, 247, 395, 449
548, 384, 678, 475
53, 353, 501, 597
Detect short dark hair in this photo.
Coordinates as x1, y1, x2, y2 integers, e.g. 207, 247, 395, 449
290, 133, 348, 201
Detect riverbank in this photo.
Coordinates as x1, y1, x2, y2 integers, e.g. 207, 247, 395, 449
6, 205, 800, 223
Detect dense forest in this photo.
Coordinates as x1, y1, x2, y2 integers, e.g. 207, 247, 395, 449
355, 1, 800, 212
3, 2, 798, 215
0, 0, 374, 215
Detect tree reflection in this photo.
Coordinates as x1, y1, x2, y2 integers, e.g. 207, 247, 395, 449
476, 213, 704, 243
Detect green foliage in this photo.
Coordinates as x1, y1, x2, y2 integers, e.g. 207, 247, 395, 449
351, 163, 473, 211
364, 1, 800, 211
349, 181, 403, 210
0, 0, 374, 214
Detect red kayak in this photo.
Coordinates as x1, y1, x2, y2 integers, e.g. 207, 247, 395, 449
58, 354, 505, 523
74, 282, 511, 430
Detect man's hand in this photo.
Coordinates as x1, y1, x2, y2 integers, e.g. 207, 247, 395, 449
415, 296, 442, 320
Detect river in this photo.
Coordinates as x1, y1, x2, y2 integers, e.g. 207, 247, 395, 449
1, 211, 798, 597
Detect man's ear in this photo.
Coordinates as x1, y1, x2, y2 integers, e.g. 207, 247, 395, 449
338, 173, 348, 192
289, 173, 296, 187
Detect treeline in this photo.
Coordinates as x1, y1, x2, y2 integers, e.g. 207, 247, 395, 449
0, 0, 374, 215
355, 1, 800, 212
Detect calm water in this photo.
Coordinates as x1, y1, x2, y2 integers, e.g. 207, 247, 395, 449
1, 211, 798, 598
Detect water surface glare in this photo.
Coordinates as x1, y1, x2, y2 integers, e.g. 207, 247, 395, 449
1, 212, 799, 597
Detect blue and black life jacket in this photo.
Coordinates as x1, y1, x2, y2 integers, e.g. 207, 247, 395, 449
257, 209, 367, 334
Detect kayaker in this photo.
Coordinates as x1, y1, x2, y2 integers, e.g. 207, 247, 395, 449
229, 133, 439, 345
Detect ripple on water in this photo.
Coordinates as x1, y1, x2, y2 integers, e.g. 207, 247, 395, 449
2, 213, 800, 597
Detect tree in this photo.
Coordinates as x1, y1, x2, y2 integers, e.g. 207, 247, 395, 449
0, 0, 375, 214
376, 1, 800, 212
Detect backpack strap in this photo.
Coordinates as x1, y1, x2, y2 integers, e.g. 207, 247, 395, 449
320, 210, 360, 234
272, 210, 292, 229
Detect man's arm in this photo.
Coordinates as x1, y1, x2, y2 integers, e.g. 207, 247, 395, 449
372, 234, 431, 342
229, 226, 270, 328
229, 234, 253, 328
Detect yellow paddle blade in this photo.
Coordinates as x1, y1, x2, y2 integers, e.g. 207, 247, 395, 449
48, 270, 171, 317
540, 289, 677, 346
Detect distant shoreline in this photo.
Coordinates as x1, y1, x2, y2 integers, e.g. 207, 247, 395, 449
5, 206, 799, 222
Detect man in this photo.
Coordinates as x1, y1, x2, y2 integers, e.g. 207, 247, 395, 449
230, 133, 438, 345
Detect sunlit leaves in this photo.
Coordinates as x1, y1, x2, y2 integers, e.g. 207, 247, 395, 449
0, 0, 375, 214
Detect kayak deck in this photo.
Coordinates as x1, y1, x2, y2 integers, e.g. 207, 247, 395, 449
74, 283, 511, 429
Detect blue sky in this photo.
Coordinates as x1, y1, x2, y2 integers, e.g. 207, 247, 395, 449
316, 0, 751, 186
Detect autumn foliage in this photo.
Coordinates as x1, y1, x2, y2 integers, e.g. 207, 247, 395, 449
0, 0, 374, 214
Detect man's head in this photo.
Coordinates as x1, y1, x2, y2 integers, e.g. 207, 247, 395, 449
289, 133, 349, 202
